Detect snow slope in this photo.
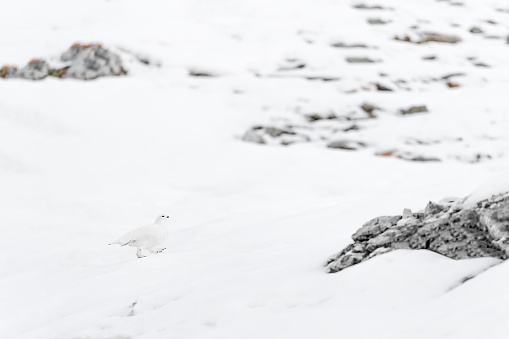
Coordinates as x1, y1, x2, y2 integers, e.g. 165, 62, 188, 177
1, 0, 508, 338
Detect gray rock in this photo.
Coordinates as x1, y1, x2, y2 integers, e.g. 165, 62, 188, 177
352, 215, 402, 241
420, 32, 462, 44
61, 43, 126, 80
402, 208, 413, 219
367, 18, 390, 25
327, 140, 366, 150
242, 130, 265, 144
346, 57, 377, 63
360, 103, 378, 117
400, 105, 428, 115
353, 4, 388, 10
424, 201, 444, 217
331, 42, 368, 48
375, 83, 393, 91
469, 26, 483, 34
17, 59, 50, 80
264, 127, 295, 138
0, 65, 18, 78
326, 192, 509, 273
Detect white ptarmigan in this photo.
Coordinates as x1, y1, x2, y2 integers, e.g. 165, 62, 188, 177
109, 215, 170, 258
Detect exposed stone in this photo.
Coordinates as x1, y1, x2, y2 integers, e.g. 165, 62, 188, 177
189, 69, 216, 77
331, 42, 368, 48
367, 18, 390, 25
242, 130, 265, 144
346, 57, 377, 63
360, 103, 378, 117
421, 32, 462, 43
375, 83, 393, 91
400, 105, 428, 115
353, 4, 388, 10
1, 44, 126, 81
395, 32, 461, 44
469, 26, 483, 34
325, 192, 509, 273
17, 59, 50, 80
61, 43, 126, 80
327, 140, 366, 150
264, 127, 295, 137
0, 65, 18, 78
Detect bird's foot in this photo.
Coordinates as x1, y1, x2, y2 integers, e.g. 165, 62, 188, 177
150, 247, 166, 254
136, 249, 146, 258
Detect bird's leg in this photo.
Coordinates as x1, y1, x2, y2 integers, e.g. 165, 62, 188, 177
136, 248, 146, 258
149, 247, 166, 254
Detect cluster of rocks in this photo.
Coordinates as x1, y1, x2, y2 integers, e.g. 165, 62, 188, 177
242, 125, 310, 146
395, 32, 462, 44
0, 43, 126, 80
325, 192, 509, 273
241, 103, 436, 161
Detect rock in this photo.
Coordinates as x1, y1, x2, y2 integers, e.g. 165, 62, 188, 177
423, 55, 437, 60
331, 42, 368, 48
367, 18, 390, 25
17, 59, 50, 80
305, 113, 337, 122
353, 4, 388, 10
189, 69, 216, 77
473, 62, 489, 67
352, 216, 402, 241
346, 57, 377, 63
400, 105, 428, 115
327, 140, 366, 150
0, 65, 18, 78
420, 32, 462, 43
325, 192, 509, 273
242, 130, 265, 144
264, 127, 295, 137
395, 32, 461, 44
424, 201, 443, 217
469, 26, 484, 34
375, 83, 393, 91
61, 43, 127, 80
360, 103, 378, 117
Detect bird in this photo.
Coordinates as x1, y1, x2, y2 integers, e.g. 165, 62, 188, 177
109, 215, 170, 258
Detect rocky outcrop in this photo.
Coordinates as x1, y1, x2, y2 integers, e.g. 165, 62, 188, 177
17, 59, 50, 80
0, 43, 126, 81
61, 43, 126, 80
325, 192, 509, 273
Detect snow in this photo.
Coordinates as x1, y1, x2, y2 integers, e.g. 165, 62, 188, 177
1, 0, 508, 338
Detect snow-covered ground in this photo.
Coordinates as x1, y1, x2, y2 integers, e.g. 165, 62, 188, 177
1, 0, 508, 338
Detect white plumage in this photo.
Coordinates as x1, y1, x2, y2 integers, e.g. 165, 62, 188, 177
109, 215, 170, 258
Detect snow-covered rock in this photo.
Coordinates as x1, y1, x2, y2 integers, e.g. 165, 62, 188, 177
326, 192, 509, 273
17, 59, 50, 80
61, 43, 126, 80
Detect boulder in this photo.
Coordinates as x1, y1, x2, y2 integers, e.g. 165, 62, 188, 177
17, 59, 50, 80
0, 65, 18, 78
61, 43, 127, 80
325, 192, 509, 273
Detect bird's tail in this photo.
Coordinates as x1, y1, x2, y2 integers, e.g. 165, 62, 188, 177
109, 239, 136, 246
